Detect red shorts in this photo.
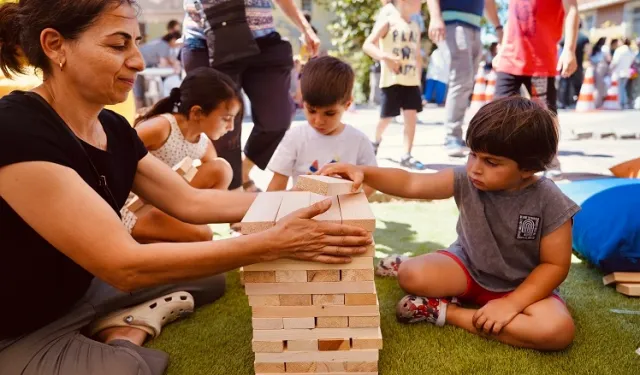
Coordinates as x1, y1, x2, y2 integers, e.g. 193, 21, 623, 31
438, 251, 564, 306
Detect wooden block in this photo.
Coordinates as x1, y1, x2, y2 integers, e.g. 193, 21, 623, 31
313, 362, 347, 372
253, 318, 284, 330
125, 195, 145, 213
346, 362, 378, 372
616, 283, 640, 296
183, 166, 198, 182
172, 157, 194, 176
350, 328, 383, 350
252, 304, 380, 318
253, 327, 380, 341
296, 175, 357, 196
244, 271, 276, 283
603, 272, 640, 286
255, 362, 285, 373
338, 193, 375, 232
318, 339, 350, 351
316, 317, 348, 328
345, 294, 378, 306
280, 295, 312, 306
241, 192, 285, 234
248, 295, 281, 307
262, 373, 377, 375
308, 270, 341, 282
341, 269, 374, 282
349, 316, 380, 328
285, 362, 316, 373
310, 194, 342, 224
254, 349, 378, 363
245, 282, 375, 296
253, 340, 285, 353
283, 317, 315, 329
276, 191, 312, 222
244, 257, 374, 272
287, 340, 318, 351
276, 270, 308, 283
313, 294, 345, 306
239, 267, 245, 286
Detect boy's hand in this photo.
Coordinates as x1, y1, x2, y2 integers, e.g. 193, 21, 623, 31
318, 163, 364, 193
472, 298, 522, 335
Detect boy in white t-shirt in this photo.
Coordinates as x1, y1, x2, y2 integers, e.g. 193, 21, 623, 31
267, 56, 377, 196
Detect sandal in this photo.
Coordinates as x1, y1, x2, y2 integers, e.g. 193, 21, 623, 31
88, 291, 194, 339
242, 179, 262, 193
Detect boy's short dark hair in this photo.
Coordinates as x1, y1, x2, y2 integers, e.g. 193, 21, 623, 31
301, 56, 355, 107
466, 96, 559, 171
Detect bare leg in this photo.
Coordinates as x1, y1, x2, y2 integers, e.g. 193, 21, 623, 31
191, 158, 233, 190
95, 327, 148, 346
375, 117, 394, 144
397, 253, 468, 297
402, 110, 418, 155
446, 297, 575, 351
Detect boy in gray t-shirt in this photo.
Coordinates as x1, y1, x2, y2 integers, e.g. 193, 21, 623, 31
320, 97, 580, 351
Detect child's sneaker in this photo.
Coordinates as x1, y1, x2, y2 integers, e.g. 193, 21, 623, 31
396, 295, 459, 326
375, 254, 408, 277
372, 141, 381, 156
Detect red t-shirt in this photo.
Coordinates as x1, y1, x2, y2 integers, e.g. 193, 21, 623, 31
495, 0, 565, 77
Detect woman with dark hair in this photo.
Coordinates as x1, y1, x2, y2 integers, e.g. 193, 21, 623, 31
0, 1, 370, 374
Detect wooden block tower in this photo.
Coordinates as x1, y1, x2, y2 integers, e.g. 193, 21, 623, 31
241, 175, 382, 375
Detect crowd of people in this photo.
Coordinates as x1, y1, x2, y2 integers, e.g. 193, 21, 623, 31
0, 0, 610, 374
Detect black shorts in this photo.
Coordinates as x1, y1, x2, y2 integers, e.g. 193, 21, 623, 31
380, 85, 423, 118
494, 72, 558, 115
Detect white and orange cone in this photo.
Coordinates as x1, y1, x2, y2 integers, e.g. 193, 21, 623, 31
484, 69, 497, 103
602, 73, 621, 110
575, 66, 596, 112
468, 66, 487, 114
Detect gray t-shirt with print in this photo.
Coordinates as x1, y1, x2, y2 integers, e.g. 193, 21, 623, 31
445, 167, 580, 292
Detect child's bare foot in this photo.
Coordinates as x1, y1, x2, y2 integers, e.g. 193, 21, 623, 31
396, 295, 459, 326
375, 254, 408, 277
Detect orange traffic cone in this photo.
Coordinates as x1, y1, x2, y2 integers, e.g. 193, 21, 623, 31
484, 69, 497, 102
575, 66, 596, 112
602, 73, 621, 110
468, 66, 487, 114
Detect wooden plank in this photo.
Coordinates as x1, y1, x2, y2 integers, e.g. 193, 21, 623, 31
253, 304, 380, 318
244, 271, 276, 283
253, 327, 381, 341
253, 318, 284, 330
338, 193, 375, 232
316, 317, 348, 328
603, 272, 640, 286
276, 270, 308, 283
308, 270, 341, 282
276, 191, 312, 222
286, 340, 318, 351
255, 349, 378, 363
350, 328, 383, 350
318, 339, 350, 351
183, 166, 198, 182
349, 316, 380, 328
314, 362, 347, 372
172, 157, 194, 176
341, 269, 374, 282
346, 362, 378, 372
248, 295, 281, 307
284, 362, 347, 373
616, 283, 640, 297
253, 340, 285, 353
244, 257, 374, 272
310, 193, 342, 224
285, 362, 315, 373
280, 295, 312, 306
241, 192, 285, 234
345, 294, 378, 306
245, 282, 375, 296
313, 294, 345, 306
255, 362, 285, 373
260, 372, 377, 375
296, 175, 357, 196
283, 317, 315, 329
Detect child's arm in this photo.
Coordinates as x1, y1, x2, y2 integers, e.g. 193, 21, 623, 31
200, 141, 219, 163
267, 173, 290, 192
363, 20, 401, 74
320, 163, 454, 200
472, 221, 573, 335
134, 116, 172, 151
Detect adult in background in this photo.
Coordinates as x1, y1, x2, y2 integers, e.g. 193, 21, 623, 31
609, 38, 636, 109
0, 1, 370, 374
426, 0, 502, 157
181, 0, 320, 192
558, 21, 590, 109
590, 37, 608, 108
134, 31, 182, 109
493, 0, 580, 179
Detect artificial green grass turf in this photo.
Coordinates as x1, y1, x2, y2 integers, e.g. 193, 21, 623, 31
147, 199, 640, 375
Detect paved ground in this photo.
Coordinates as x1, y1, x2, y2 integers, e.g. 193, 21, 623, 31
241, 106, 640, 190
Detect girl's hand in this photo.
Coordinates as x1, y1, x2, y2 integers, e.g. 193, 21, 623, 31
268, 199, 372, 263
318, 163, 364, 193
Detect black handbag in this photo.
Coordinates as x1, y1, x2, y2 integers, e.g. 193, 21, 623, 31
195, 0, 261, 67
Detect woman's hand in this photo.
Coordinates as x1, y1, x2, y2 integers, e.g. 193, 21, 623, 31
318, 163, 364, 193
268, 199, 372, 264
303, 29, 321, 57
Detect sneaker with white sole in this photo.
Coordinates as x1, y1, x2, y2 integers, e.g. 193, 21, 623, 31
375, 254, 409, 277
396, 295, 459, 326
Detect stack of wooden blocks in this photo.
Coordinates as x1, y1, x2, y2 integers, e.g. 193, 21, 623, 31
241, 175, 382, 375
603, 272, 640, 296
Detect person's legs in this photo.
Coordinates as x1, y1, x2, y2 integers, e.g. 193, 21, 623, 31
180, 45, 209, 74
374, 85, 401, 154
398, 86, 425, 169
402, 109, 417, 155
619, 77, 629, 109
190, 158, 233, 190
494, 72, 526, 100
443, 23, 478, 155
397, 252, 468, 298
446, 296, 574, 350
